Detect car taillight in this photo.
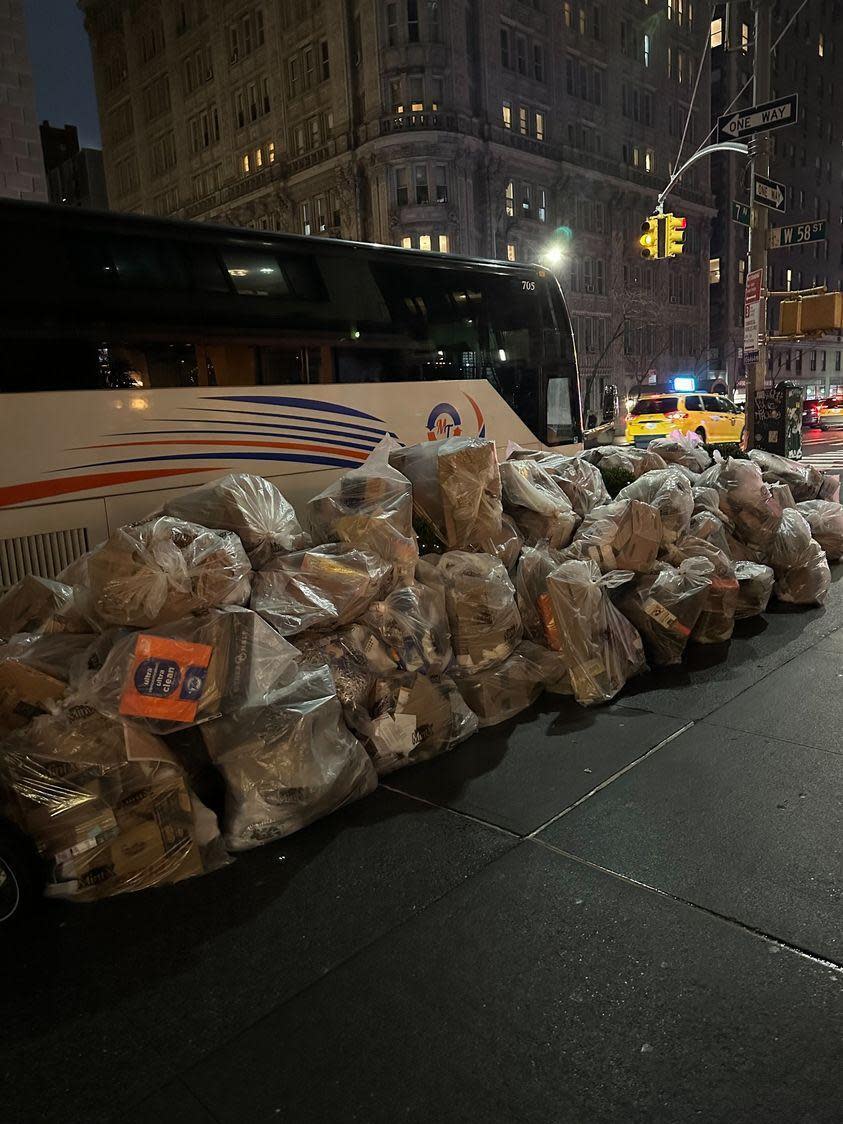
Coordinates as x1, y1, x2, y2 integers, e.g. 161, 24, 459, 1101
665, 411, 689, 420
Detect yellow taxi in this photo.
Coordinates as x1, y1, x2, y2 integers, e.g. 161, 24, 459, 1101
818, 397, 843, 430
626, 392, 746, 448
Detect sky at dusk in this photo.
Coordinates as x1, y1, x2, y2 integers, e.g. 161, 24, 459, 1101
24, 0, 101, 148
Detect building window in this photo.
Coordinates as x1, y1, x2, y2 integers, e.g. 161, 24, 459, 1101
241, 152, 250, 174
819, 32, 825, 58
538, 188, 547, 222
500, 27, 510, 68
643, 32, 651, 67
303, 46, 315, 88
428, 0, 442, 41
300, 202, 311, 235
434, 164, 447, 203
502, 101, 512, 129
533, 44, 544, 81
409, 74, 424, 110
710, 16, 723, 47
387, 2, 398, 46
535, 111, 545, 141
505, 180, 514, 217
516, 35, 527, 75
563, 1, 572, 28
578, 6, 586, 35
740, 21, 750, 51
507, 243, 517, 261
401, 236, 412, 248
644, 148, 654, 173
709, 257, 721, 284
415, 164, 429, 204
390, 79, 403, 113
396, 167, 408, 206
518, 106, 528, 135
419, 234, 432, 251
407, 0, 419, 42
288, 57, 300, 98
430, 75, 443, 110
438, 234, 449, 252
293, 124, 305, 154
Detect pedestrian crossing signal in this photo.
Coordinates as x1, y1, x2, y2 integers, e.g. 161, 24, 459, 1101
640, 217, 659, 259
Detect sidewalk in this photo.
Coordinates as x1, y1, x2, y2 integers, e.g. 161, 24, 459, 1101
5, 574, 843, 1124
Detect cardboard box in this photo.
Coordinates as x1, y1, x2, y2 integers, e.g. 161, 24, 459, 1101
0, 661, 66, 736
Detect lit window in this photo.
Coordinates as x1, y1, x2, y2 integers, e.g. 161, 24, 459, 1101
578, 6, 586, 35
710, 17, 722, 48
419, 234, 432, 251
740, 21, 749, 51
268, 141, 275, 163
505, 180, 514, 217
563, 1, 572, 28
518, 106, 528, 134
644, 148, 654, 172
438, 234, 449, 252
786, 267, 793, 291
255, 146, 263, 168
241, 152, 250, 174
535, 111, 545, 141
301, 201, 311, 235
401, 235, 412, 248
502, 101, 512, 129
643, 33, 650, 66
819, 33, 825, 58
507, 243, 516, 261
709, 257, 721, 284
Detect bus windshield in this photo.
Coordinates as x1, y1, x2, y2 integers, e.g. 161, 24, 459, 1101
0, 201, 582, 446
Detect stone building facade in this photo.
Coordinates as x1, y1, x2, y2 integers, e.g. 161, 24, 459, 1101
0, 0, 47, 201
80, 0, 715, 409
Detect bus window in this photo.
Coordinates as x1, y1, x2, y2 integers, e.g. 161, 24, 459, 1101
220, 250, 290, 297
547, 376, 573, 444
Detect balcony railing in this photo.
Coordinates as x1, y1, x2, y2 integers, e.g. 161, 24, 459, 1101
379, 111, 458, 135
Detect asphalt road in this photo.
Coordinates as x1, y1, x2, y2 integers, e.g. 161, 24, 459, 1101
801, 426, 843, 471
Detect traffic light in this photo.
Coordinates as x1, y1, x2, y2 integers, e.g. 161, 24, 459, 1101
665, 213, 686, 257
640, 217, 659, 259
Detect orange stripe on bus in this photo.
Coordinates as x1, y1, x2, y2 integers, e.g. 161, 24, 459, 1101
0, 468, 215, 509
81, 438, 370, 459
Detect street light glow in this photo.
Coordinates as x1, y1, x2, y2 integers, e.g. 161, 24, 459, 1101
543, 245, 565, 266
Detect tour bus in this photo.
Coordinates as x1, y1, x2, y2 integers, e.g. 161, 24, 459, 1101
0, 200, 613, 586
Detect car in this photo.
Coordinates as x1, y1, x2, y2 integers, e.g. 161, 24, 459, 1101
802, 399, 820, 428
625, 392, 746, 448
0, 815, 43, 924
818, 398, 843, 430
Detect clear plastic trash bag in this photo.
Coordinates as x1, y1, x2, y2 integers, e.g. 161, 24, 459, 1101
454, 639, 570, 726
514, 544, 567, 649
76, 606, 301, 734
666, 535, 739, 643
616, 467, 694, 545
352, 670, 478, 775
250, 543, 392, 636
748, 449, 824, 502
499, 459, 579, 549
364, 580, 453, 675
647, 432, 712, 473
201, 661, 377, 849
307, 438, 418, 586
509, 450, 611, 516
796, 499, 843, 561
546, 559, 646, 706
572, 498, 662, 572
0, 575, 90, 642
580, 445, 668, 478
734, 561, 775, 619
766, 508, 831, 605
419, 551, 523, 674
0, 705, 227, 900
699, 457, 782, 553
162, 472, 310, 568
80, 517, 252, 630
616, 558, 712, 665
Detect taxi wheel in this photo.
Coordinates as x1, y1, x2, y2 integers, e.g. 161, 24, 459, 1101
695, 426, 707, 444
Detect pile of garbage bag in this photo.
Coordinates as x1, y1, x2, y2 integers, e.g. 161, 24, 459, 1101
0, 436, 839, 906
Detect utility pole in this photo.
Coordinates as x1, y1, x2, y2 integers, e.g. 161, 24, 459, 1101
745, 0, 772, 448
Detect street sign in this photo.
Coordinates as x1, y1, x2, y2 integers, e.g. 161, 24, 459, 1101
718, 93, 799, 141
743, 268, 763, 362
731, 201, 750, 226
753, 174, 786, 212
768, 220, 827, 249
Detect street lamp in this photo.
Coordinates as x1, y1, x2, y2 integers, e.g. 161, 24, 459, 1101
541, 244, 565, 268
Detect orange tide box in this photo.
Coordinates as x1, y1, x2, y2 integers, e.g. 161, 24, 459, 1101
119, 635, 213, 723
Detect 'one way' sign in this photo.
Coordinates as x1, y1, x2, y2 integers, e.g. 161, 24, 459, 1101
718, 94, 799, 141
753, 175, 786, 212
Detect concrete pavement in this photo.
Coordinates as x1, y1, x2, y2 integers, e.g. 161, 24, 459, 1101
4, 572, 843, 1124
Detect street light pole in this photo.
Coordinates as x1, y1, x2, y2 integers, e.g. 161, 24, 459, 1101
745, 0, 772, 448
